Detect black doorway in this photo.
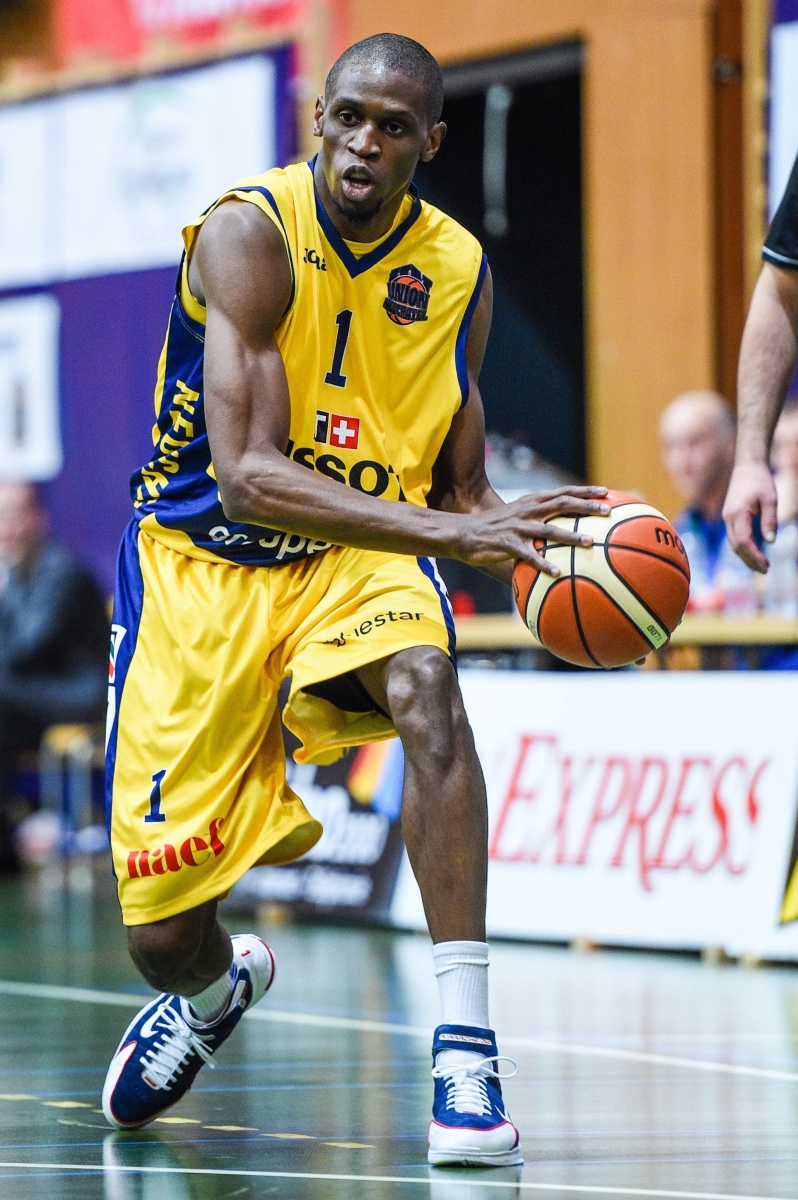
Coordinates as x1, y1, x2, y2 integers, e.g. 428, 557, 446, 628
414, 42, 585, 477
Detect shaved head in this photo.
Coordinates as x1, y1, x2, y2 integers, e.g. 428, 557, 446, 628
660, 390, 735, 440
659, 391, 735, 517
325, 33, 444, 125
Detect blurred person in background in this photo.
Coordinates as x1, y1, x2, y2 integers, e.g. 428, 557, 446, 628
0, 481, 110, 871
770, 396, 798, 526
660, 390, 753, 612
759, 397, 798, 628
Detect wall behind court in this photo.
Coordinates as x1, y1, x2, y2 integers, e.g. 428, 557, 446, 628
0, 48, 293, 591
347, 0, 765, 519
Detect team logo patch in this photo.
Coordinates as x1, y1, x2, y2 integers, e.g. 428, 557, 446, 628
383, 263, 432, 325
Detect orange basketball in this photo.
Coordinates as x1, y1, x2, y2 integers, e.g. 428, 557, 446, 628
512, 490, 690, 668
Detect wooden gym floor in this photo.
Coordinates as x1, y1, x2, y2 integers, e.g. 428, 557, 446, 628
1, 865, 798, 1199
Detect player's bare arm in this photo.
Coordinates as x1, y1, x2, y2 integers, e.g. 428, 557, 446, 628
195, 204, 609, 577
723, 262, 798, 572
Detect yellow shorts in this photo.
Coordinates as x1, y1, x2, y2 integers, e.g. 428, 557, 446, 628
106, 523, 455, 926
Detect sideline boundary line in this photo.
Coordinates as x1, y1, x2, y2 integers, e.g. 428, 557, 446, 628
1, 979, 797, 1083
0, 1161, 792, 1199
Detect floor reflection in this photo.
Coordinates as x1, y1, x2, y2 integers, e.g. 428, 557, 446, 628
0, 873, 797, 1196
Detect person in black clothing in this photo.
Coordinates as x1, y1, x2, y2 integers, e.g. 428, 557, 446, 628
0, 482, 110, 871
724, 148, 798, 569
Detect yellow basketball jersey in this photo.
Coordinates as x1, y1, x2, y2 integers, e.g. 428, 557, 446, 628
131, 158, 486, 566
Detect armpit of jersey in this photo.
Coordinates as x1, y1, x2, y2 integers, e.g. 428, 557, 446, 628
764, 148, 798, 269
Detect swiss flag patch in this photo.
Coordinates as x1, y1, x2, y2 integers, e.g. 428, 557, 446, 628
329, 415, 360, 450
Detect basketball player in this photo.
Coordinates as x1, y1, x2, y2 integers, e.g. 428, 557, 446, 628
102, 33, 609, 1166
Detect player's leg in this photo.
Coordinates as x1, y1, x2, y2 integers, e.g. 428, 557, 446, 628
101, 525, 319, 1129
104, 914, 275, 1129
357, 645, 487, 943
357, 647, 521, 1167
126, 899, 232, 995
281, 546, 521, 1165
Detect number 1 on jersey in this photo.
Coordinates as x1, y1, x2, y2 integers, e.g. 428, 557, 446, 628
324, 309, 353, 388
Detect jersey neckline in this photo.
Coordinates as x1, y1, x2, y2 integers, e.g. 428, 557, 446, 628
308, 157, 422, 279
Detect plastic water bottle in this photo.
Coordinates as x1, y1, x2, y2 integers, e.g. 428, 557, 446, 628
714, 535, 759, 615
764, 522, 798, 617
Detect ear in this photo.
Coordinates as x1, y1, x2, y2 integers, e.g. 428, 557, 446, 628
313, 95, 325, 138
419, 120, 447, 164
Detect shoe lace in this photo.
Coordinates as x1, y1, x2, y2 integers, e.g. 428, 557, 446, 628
431, 1054, 518, 1117
140, 1006, 217, 1090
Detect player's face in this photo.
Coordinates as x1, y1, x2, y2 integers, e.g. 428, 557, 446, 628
314, 66, 445, 229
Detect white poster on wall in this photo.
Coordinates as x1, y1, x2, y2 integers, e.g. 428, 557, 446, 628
0, 53, 276, 288
390, 670, 798, 961
61, 55, 275, 278
0, 294, 61, 480
0, 101, 58, 291
770, 20, 798, 217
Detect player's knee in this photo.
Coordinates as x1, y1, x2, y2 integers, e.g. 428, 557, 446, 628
387, 647, 468, 759
127, 911, 206, 991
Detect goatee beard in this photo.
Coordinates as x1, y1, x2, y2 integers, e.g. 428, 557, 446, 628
330, 191, 382, 228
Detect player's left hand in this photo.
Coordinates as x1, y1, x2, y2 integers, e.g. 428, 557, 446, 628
456, 485, 610, 577
722, 460, 775, 574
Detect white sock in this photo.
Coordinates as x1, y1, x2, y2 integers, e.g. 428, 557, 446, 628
432, 940, 490, 1070
186, 963, 235, 1025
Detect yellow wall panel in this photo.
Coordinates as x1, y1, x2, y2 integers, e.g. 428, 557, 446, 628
348, 0, 717, 517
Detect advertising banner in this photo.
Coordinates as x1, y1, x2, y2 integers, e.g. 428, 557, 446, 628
55, 0, 297, 67
390, 670, 798, 960
0, 54, 277, 289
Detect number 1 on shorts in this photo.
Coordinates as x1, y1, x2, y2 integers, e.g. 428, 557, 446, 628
144, 769, 167, 823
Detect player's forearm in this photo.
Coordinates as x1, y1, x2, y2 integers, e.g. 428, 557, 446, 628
735, 265, 798, 464
439, 478, 514, 585
220, 449, 468, 559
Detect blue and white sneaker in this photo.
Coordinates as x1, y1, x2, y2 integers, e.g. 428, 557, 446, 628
102, 934, 275, 1129
428, 1024, 522, 1167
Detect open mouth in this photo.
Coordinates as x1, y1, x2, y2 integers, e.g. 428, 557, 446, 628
341, 169, 375, 202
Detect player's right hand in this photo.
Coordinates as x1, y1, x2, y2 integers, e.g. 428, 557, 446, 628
458, 486, 610, 576
722, 460, 776, 575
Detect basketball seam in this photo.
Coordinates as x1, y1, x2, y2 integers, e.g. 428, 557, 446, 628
602, 542, 672, 640
572, 574, 657, 660
522, 556, 535, 630
605, 515, 690, 579
570, 520, 601, 668
537, 575, 598, 668
608, 540, 691, 583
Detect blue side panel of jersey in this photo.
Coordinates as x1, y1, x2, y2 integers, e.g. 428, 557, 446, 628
129, 296, 324, 567
106, 520, 145, 855
455, 254, 488, 409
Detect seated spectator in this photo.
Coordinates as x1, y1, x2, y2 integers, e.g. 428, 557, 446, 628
0, 482, 110, 871
760, 397, 798, 634
660, 390, 755, 613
